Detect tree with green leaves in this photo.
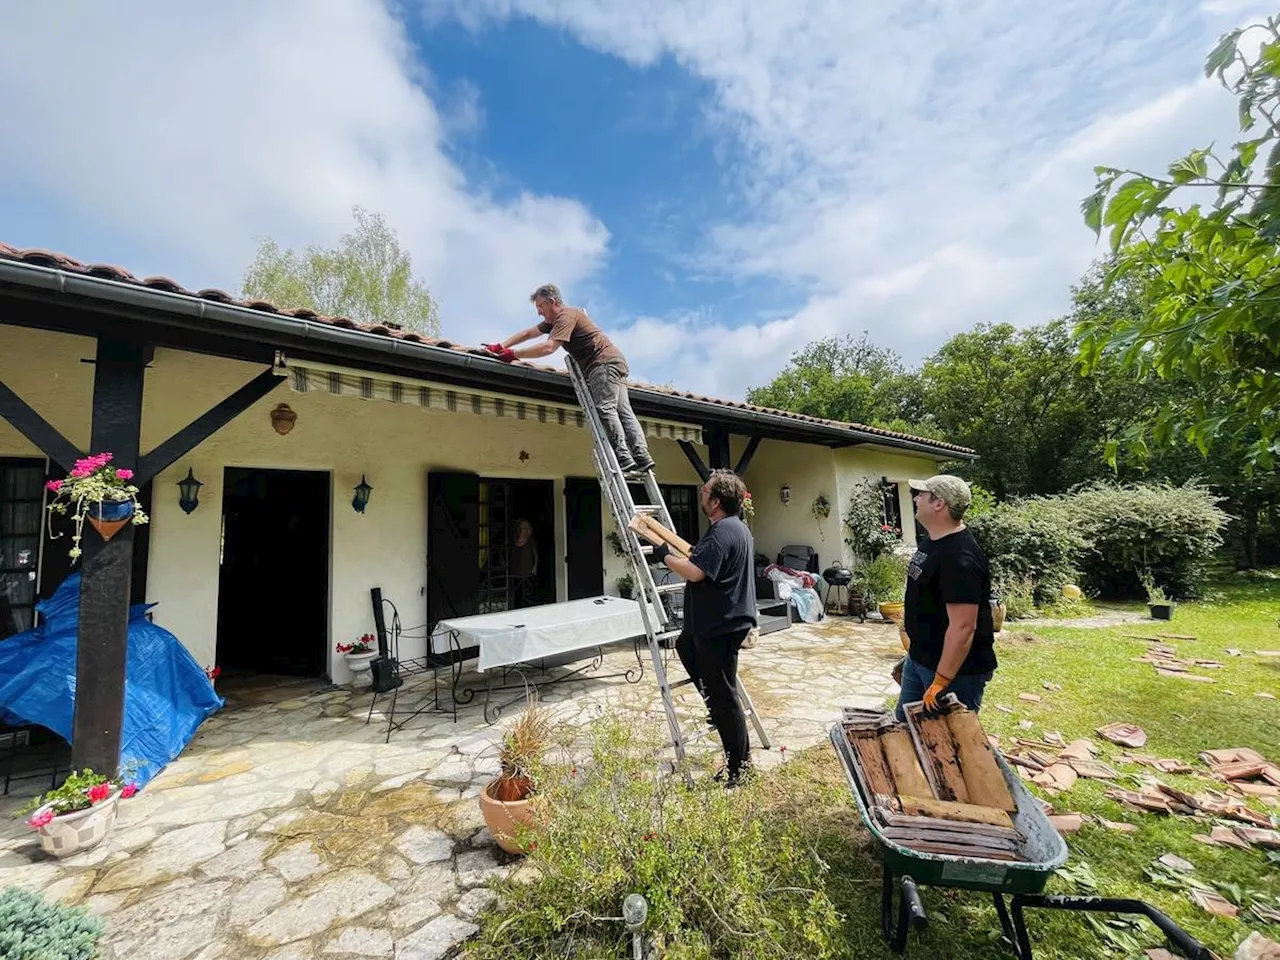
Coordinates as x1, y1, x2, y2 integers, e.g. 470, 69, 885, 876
745, 332, 928, 431
242, 206, 440, 335
1079, 16, 1280, 472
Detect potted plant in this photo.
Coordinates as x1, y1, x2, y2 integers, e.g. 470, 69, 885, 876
864, 551, 909, 622
21, 769, 137, 858
741, 489, 755, 523
337, 634, 378, 680
479, 695, 553, 855
617, 574, 635, 600
45, 452, 149, 561
1141, 571, 1174, 620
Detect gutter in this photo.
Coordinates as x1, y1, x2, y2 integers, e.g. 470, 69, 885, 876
0, 258, 974, 460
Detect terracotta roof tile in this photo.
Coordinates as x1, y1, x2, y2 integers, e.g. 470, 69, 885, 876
0, 241, 974, 455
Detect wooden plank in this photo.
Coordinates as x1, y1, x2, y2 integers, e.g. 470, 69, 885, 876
880, 728, 932, 800
945, 709, 1017, 811
901, 842, 1021, 861
875, 810, 1024, 841
904, 703, 969, 802
880, 827, 1022, 854
898, 795, 1015, 829
627, 514, 693, 558
848, 732, 896, 799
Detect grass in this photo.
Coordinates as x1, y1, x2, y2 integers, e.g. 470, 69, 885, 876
474, 573, 1280, 958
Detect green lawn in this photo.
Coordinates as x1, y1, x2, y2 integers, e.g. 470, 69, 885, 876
473, 574, 1279, 959
780, 572, 1280, 959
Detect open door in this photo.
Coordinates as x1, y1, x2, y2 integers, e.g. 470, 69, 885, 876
427, 471, 480, 663
564, 477, 603, 599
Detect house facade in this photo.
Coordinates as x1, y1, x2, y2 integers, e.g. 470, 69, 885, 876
0, 244, 974, 696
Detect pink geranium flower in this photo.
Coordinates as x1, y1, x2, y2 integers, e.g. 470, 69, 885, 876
28, 809, 55, 829
115, 468, 134, 481
45, 479, 63, 493
86, 783, 110, 804
120, 783, 138, 800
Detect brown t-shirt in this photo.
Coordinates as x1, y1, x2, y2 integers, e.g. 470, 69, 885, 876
538, 306, 626, 374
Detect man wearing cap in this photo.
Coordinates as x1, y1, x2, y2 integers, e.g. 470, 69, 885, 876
894, 474, 997, 720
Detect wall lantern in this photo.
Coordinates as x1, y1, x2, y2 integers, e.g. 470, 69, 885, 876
270, 403, 297, 435
177, 468, 203, 515
352, 475, 373, 514
779, 484, 792, 505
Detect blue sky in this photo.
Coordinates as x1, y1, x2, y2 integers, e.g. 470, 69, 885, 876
0, 1, 1271, 399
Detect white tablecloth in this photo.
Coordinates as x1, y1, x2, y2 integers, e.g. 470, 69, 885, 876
430, 596, 646, 672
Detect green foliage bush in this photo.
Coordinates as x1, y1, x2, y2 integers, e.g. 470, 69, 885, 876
861, 551, 909, 605
0, 887, 102, 960
968, 497, 1085, 605
1068, 481, 1228, 599
998, 576, 1038, 621
469, 715, 842, 960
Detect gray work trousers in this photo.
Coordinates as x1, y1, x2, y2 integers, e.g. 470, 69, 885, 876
587, 361, 653, 468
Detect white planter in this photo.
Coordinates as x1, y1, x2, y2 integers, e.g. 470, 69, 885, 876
33, 790, 121, 858
344, 650, 377, 681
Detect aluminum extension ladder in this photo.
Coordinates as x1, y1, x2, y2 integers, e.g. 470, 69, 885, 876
565, 357, 770, 787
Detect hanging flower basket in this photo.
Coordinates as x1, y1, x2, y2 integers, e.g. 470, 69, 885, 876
45, 453, 149, 561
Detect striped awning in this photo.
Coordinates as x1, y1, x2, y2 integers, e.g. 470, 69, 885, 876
274, 357, 704, 444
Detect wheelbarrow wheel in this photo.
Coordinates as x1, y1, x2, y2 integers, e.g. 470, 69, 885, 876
881, 868, 927, 953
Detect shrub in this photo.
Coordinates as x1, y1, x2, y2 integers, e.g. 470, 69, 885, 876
861, 550, 910, 605
470, 714, 843, 960
968, 498, 1085, 606
1068, 481, 1228, 599
999, 576, 1037, 620
843, 478, 901, 562
0, 887, 103, 960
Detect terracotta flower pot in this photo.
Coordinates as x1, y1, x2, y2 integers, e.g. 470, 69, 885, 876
33, 790, 121, 858
878, 601, 905, 623
992, 601, 1007, 633
479, 779, 538, 855
87, 499, 134, 543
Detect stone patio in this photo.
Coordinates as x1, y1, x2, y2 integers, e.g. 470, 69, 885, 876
0, 614, 902, 959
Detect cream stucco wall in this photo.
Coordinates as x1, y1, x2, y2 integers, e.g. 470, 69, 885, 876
2, 323, 954, 680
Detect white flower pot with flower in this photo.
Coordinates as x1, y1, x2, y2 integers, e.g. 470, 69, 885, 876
338, 634, 378, 683
45, 452, 149, 561
23, 770, 138, 858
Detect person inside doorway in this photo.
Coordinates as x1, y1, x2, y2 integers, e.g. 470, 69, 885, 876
510, 518, 538, 609
484, 284, 656, 477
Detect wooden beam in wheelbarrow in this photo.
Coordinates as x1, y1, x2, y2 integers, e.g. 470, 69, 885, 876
897, 796, 1015, 830
904, 701, 970, 802
880, 727, 933, 801
626, 514, 692, 558
944, 705, 1018, 812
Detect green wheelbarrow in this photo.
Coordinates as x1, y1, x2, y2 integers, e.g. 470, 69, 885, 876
828, 724, 1211, 958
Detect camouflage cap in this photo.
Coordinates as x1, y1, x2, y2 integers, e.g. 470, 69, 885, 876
908, 475, 972, 510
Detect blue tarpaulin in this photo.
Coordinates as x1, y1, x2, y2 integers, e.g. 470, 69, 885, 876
0, 573, 223, 788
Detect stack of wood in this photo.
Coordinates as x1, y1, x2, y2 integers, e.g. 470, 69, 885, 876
839, 699, 1029, 862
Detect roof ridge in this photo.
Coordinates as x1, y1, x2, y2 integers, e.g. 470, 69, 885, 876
0, 241, 974, 455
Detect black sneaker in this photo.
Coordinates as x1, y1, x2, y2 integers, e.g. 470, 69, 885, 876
617, 458, 639, 473
725, 763, 755, 790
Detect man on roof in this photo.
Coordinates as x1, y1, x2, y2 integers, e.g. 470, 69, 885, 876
485, 284, 656, 476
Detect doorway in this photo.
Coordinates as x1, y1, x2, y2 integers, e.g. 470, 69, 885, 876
478, 478, 555, 614
217, 468, 330, 677
564, 477, 603, 599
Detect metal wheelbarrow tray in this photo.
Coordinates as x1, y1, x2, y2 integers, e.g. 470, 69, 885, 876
828, 723, 1211, 958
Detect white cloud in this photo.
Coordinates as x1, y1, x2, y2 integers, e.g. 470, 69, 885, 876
0, 0, 607, 342
422, 0, 1261, 399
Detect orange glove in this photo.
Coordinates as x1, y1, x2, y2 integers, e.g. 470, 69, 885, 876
922, 672, 953, 712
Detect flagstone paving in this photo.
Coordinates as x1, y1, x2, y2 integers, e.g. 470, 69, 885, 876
0, 614, 902, 959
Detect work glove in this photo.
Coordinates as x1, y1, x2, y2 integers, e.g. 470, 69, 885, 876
483, 343, 517, 361
922, 671, 953, 714
651, 542, 670, 563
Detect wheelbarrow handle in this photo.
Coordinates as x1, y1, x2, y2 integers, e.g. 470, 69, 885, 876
1011, 895, 1212, 960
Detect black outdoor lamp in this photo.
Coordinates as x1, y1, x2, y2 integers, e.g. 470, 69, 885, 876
177, 468, 203, 515
352, 475, 373, 514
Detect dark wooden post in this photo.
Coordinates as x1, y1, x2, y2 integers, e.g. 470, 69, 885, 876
72, 339, 148, 776
705, 426, 732, 471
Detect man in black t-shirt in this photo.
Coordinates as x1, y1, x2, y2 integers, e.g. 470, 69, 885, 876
653, 469, 757, 787
894, 474, 997, 721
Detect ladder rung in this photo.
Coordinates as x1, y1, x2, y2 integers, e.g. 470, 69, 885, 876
670, 677, 697, 690
633, 504, 661, 513
654, 582, 683, 595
